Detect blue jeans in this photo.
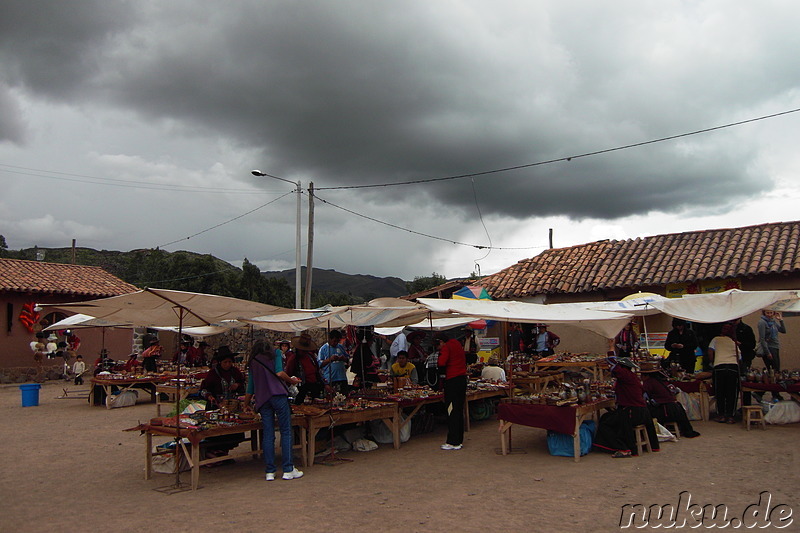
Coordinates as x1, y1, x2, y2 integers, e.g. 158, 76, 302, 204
258, 395, 294, 474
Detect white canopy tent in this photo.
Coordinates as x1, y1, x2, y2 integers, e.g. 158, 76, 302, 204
417, 298, 634, 339
577, 289, 800, 324
40, 288, 299, 328
243, 298, 440, 332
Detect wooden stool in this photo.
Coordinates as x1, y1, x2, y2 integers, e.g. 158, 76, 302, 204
655, 418, 681, 439
633, 425, 653, 455
742, 405, 766, 431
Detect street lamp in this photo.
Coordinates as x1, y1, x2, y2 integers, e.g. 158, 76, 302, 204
251, 170, 302, 309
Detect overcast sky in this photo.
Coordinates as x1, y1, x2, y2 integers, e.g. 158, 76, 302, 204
1, 1, 799, 285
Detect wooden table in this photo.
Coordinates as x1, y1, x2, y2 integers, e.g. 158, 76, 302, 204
90, 375, 167, 409
305, 403, 399, 466
131, 414, 308, 490
670, 380, 712, 421
511, 372, 564, 396
741, 381, 800, 403
534, 360, 607, 380
497, 398, 615, 462
465, 387, 512, 431
371, 385, 511, 438
155, 383, 201, 416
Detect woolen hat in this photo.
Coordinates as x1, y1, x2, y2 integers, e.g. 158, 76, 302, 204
291, 333, 318, 351
214, 345, 238, 361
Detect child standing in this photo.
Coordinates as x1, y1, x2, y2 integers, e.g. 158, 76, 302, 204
72, 355, 86, 385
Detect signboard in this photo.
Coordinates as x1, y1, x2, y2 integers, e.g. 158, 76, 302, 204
640, 332, 668, 358
478, 337, 499, 349
666, 278, 741, 298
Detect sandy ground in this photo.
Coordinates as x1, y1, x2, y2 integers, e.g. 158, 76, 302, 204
1, 382, 798, 533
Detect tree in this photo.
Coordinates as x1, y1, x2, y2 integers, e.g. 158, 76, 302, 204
406, 272, 447, 294
0, 235, 6, 257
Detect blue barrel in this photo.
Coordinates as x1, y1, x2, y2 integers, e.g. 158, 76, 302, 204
20, 383, 41, 407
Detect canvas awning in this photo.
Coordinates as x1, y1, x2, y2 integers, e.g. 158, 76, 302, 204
40, 288, 298, 328
417, 298, 633, 338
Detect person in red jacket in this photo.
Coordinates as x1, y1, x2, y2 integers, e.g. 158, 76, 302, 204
435, 332, 467, 450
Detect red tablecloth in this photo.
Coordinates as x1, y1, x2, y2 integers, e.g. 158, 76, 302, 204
497, 401, 601, 435
741, 381, 800, 393
670, 380, 714, 395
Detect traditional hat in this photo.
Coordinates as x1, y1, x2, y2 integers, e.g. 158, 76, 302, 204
276, 339, 291, 347
408, 330, 426, 342
291, 333, 318, 351
214, 345, 238, 361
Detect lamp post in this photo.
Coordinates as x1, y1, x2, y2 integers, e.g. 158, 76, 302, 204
251, 170, 302, 309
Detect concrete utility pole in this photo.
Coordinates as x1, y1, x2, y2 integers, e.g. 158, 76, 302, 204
304, 182, 315, 309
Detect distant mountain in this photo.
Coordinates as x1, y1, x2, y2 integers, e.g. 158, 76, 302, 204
263, 267, 408, 300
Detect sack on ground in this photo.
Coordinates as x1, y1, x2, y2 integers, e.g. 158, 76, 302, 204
107, 389, 138, 408
676, 390, 701, 421
352, 438, 378, 452
547, 420, 595, 457
764, 401, 800, 425
152, 440, 190, 473
655, 422, 677, 442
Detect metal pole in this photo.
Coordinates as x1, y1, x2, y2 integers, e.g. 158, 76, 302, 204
295, 180, 302, 309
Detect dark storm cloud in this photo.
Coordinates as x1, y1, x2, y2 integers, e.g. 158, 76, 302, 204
0, 1, 792, 220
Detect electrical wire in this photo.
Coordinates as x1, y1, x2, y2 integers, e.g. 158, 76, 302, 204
313, 191, 544, 251
315, 107, 800, 191
156, 191, 295, 248
470, 177, 492, 263
0, 163, 280, 194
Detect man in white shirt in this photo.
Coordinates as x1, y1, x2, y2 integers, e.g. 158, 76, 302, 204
389, 330, 408, 366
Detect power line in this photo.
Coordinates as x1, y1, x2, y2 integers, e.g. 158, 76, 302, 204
315, 107, 800, 190
313, 191, 544, 251
0, 163, 280, 194
157, 191, 295, 248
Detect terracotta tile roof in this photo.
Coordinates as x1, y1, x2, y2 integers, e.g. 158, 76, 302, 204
0, 258, 138, 297
480, 221, 800, 298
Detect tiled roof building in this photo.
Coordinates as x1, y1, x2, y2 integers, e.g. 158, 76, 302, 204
0, 258, 137, 297
480, 221, 800, 299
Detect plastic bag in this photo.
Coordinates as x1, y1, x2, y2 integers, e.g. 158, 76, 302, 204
676, 391, 701, 421
106, 389, 138, 408
546, 420, 595, 457
764, 401, 800, 425
369, 415, 411, 444
352, 438, 378, 452
655, 422, 677, 442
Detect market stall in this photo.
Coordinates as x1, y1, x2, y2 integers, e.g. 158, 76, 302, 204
128, 412, 308, 491
497, 398, 616, 462
90, 374, 169, 408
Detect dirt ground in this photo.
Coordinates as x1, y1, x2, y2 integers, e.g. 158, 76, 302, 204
1, 382, 798, 533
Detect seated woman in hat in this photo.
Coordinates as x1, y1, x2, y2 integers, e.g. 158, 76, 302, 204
199, 346, 245, 410
642, 368, 700, 438
593, 356, 660, 458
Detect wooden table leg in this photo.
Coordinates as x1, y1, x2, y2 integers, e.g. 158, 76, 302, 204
573, 415, 582, 463
307, 424, 320, 467
498, 420, 512, 455
191, 441, 200, 491
464, 398, 471, 432
144, 432, 152, 480
390, 413, 400, 449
